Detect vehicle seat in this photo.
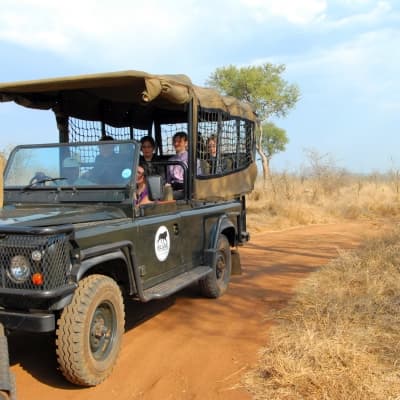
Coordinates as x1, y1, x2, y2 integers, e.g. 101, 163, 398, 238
147, 175, 164, 201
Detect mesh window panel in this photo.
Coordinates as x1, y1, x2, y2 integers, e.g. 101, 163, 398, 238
0, 233, 71, 291
160, 123, 189, 155
68, 117, 147, 143
197, 109, 254, 177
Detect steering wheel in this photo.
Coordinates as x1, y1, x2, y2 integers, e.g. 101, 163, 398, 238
29, 172, 53, 187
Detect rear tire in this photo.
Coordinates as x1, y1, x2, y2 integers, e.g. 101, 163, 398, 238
200, 234, 232, 298
56, 275, 125, 386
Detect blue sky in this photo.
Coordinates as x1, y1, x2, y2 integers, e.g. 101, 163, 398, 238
0, 0, 398, 173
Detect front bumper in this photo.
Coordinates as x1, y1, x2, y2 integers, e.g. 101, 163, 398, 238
0, 309, 55, 332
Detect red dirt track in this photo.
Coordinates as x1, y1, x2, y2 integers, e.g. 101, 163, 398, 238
8, 221, 383, 399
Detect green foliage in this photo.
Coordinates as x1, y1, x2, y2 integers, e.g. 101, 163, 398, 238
262, 122, 288, 161
207, 63, 300, 120
208, 63, 299, 178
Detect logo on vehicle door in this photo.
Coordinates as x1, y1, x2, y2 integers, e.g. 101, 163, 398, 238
155, 225, 170, 262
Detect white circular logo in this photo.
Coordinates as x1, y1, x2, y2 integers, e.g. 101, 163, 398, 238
121, 168, 132, 179
154, 226, 170, 262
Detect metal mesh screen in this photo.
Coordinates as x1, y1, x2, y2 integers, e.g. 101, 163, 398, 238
197, 109, 254, 177
68, 117, 148, 143
0, 233, 71, 291
159, 123, 189, 156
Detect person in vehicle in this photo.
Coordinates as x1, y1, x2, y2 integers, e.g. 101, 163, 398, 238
87, 135, 119, 183
62, 157, 93, 185
203, 135, 227, 175
139, 136, 165, 179
135, 165, 152, 205
167, 131, 188, 191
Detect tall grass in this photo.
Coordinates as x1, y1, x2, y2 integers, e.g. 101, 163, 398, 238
245, 229, 400, 400
247, 172, 400, 232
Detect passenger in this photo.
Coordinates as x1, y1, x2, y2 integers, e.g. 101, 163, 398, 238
167, 131, 188, 191
87, 135, 119, 183
135, 165, 152, 205
139, 136, 165, 178
203, 135, 227, 175
62, 157, 93, 185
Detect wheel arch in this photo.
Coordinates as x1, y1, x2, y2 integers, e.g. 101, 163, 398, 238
209, 215, 237, 250
76, 243, 137, 296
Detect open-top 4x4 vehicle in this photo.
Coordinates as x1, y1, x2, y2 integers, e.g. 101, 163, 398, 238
0, 71, 257, 389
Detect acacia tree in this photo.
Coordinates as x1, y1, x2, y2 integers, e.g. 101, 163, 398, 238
207, 63, 300, 181
262, 122, 288, 171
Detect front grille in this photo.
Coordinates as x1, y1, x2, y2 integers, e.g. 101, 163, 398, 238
0, 233, 71, 291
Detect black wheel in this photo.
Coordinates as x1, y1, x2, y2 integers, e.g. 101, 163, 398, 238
56, 275, 125, 386
200, 234, 232, 298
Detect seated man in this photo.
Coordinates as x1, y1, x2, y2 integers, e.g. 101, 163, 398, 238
86, 136, 120, 184
62, 157, 93, 185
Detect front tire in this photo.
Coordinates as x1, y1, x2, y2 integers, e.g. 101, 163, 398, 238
200, 234, 232, 298
56, 275, 125, 386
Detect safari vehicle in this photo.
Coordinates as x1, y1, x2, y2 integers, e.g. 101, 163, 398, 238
0, 70, 257, 389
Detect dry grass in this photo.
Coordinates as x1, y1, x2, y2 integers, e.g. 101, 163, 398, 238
247, 173, 400, 232
244, 228, 400, 400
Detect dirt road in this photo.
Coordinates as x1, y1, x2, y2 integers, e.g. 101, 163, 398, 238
8, 221, 383, 400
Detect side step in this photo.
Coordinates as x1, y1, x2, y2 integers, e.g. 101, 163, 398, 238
142, 266, 212, 301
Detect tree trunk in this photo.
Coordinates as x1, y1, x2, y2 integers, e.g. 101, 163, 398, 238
257, 148, 269, 180
256, 122, 269, 188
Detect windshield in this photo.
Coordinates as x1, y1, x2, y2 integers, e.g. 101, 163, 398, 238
4, 141, 137, 188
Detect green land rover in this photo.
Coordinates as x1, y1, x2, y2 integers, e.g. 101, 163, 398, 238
0, 70, 257, 389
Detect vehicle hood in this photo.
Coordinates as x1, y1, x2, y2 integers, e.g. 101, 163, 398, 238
0, 205, 128, 228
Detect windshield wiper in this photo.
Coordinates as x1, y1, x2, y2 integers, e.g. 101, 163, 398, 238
22, 177, 67, 191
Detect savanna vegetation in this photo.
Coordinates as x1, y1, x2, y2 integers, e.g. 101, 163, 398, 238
247, 150, 400, 232
244, 153, 400, 399
244, 227, 400, 400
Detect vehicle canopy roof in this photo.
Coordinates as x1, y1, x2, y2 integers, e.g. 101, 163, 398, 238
0, 70, 257, 127
0, 70, 258, 202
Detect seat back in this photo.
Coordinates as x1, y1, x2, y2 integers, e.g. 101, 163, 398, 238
147, 175, 164, 201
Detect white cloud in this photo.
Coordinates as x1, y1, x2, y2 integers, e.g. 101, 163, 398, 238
0, 0, 195, 55
0, 0, 398, 89
0, 0, 394, 61
324, 0, 392, 29
238, 0, 327, 24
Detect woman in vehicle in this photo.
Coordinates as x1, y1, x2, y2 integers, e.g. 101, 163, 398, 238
135, 165, 152, 205
202, 135, 228, 175
139, 136, 165, 179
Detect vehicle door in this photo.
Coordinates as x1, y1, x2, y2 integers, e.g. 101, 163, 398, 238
133, 211, 184, 288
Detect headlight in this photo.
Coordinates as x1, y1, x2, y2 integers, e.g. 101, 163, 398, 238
8, 255, 31, 283
31, 250, 43, 262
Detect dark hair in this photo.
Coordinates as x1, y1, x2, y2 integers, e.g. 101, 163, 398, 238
100, 135, 114, 141
207, 134, 217, 144
140, 136, 156, 148
173, 131, 188, 141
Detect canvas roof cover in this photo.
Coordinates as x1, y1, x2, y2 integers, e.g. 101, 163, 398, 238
0, 70, 258, 200
0, 70, 257, 124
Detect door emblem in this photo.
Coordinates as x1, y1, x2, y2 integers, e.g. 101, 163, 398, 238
154, 226, 170, 262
